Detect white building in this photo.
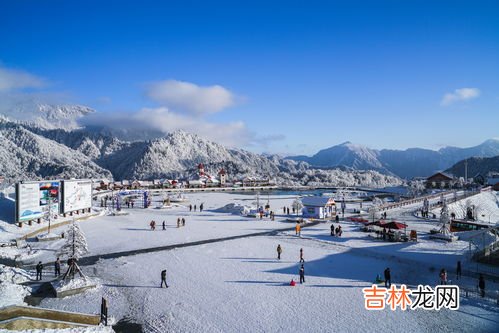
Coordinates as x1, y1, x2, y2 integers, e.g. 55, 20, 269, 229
301, 196, 336, 219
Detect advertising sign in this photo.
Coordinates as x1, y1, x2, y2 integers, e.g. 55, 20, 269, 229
17, 181, 60, 222
62, 180, 92, 213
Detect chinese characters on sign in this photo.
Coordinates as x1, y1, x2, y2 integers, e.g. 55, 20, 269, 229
363, 284, 459, 311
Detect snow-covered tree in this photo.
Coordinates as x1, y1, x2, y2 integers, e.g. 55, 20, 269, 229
58, 220, 88, 260
408, 180, 425, 197
438, 201, 451, 236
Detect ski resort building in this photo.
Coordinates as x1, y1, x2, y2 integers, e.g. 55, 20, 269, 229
301, 196, 336, 219
425, 172, 456, 189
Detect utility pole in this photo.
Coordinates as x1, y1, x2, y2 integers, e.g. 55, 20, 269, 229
464, 159, 468, 184
47, 196, 52, 234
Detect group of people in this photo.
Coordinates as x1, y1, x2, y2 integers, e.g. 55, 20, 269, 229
177, 217, 186, 228
34, 257, 63, 281
259, 210, 275, 220
276, 244, 307, 285
189, 203, 204, 212
149, 218, 187, 230
330, 224, 342, 237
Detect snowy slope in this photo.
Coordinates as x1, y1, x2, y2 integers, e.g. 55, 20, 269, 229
0, 119, 112, 183
0, 104, 402, 187
1, 103, 94, 130
288, 139, 499, 178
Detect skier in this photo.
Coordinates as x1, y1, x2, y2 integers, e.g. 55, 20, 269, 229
456, 261, 462, 280
200, 203, 204, 212
189, 204, 192, 212
299, 264, 305, 284
277, 244, 282, 260
162, 221, 166, 230
439, 268, 447, 285
287, 207, 290, 215
54, 257, 61, 277
177, 218, 180, 228
36, 261, 43, 281
194, 205, 197, 211
330, 224, 335, 236
478, 274, 485, 297
299, 248, 304, 263
295, 222, 301, 236
182, 217, 185, 226
384, 267, 391, 288
283, 206, 286, 214
160, 269, 169, 288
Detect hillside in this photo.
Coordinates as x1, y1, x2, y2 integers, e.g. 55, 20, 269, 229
445, 156, 499, 179
288, 139, 499, 179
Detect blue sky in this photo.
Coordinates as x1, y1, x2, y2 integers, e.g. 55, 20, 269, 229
1, 0, 498, 154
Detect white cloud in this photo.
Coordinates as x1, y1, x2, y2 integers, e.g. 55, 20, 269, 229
132, 107, 251, 146
146, 80, 235, 115
0, 65, 46, 91
441, 88, 480, 106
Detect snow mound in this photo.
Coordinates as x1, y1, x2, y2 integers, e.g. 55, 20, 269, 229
52, 277, 97, 293
0, 282, 30, 307
214, 203, 253, 215
0, 264, 32, 284
0, 264, 31, 307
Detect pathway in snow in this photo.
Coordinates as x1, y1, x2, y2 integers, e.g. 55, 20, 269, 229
76, 221, 321, 266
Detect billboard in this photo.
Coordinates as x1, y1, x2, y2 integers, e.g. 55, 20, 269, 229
16, 181, 60, 222
62, 179, 92, 213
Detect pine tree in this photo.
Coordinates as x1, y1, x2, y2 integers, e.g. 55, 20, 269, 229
58, 220, 88, 260
58, 219, 88, 280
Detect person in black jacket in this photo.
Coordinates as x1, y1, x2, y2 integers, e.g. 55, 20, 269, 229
478, 274, 485, 298
456, 261, 462, 280
384, 267, 391, 288
299, 264, 305, 284
36, 261, 43, 281
330, 224, 335, 236
161, 269, 169, 288
54, 258, 61, 277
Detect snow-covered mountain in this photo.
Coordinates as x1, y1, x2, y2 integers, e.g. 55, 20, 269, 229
0, 102, 93, 130
288, 139, 499, 179
0, 111, 401, 187
445, 156, 499, 179
0, 119, 112, 182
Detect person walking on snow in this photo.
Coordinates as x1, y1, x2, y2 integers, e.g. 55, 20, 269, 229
189, 204, 192, 212
160, 269, 169, 288
200, 203, 204, 212
299, 264, 305, 284
384, 267, 391, 288
182, 217, 185, 226
478, 274, 485, 298
162, 221, 166, 230
194, 205, 197, 211
441, 269, 448, 285
54, 258, 61, 277
330, 224, 335, 236
295, 222, 301, 236
277, 244, 282, 260
456, 261, 462, 280
335, 215, 339, 223
177, 218, 180, 228
36, 261, 43, 281
299, 248, 304, 263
